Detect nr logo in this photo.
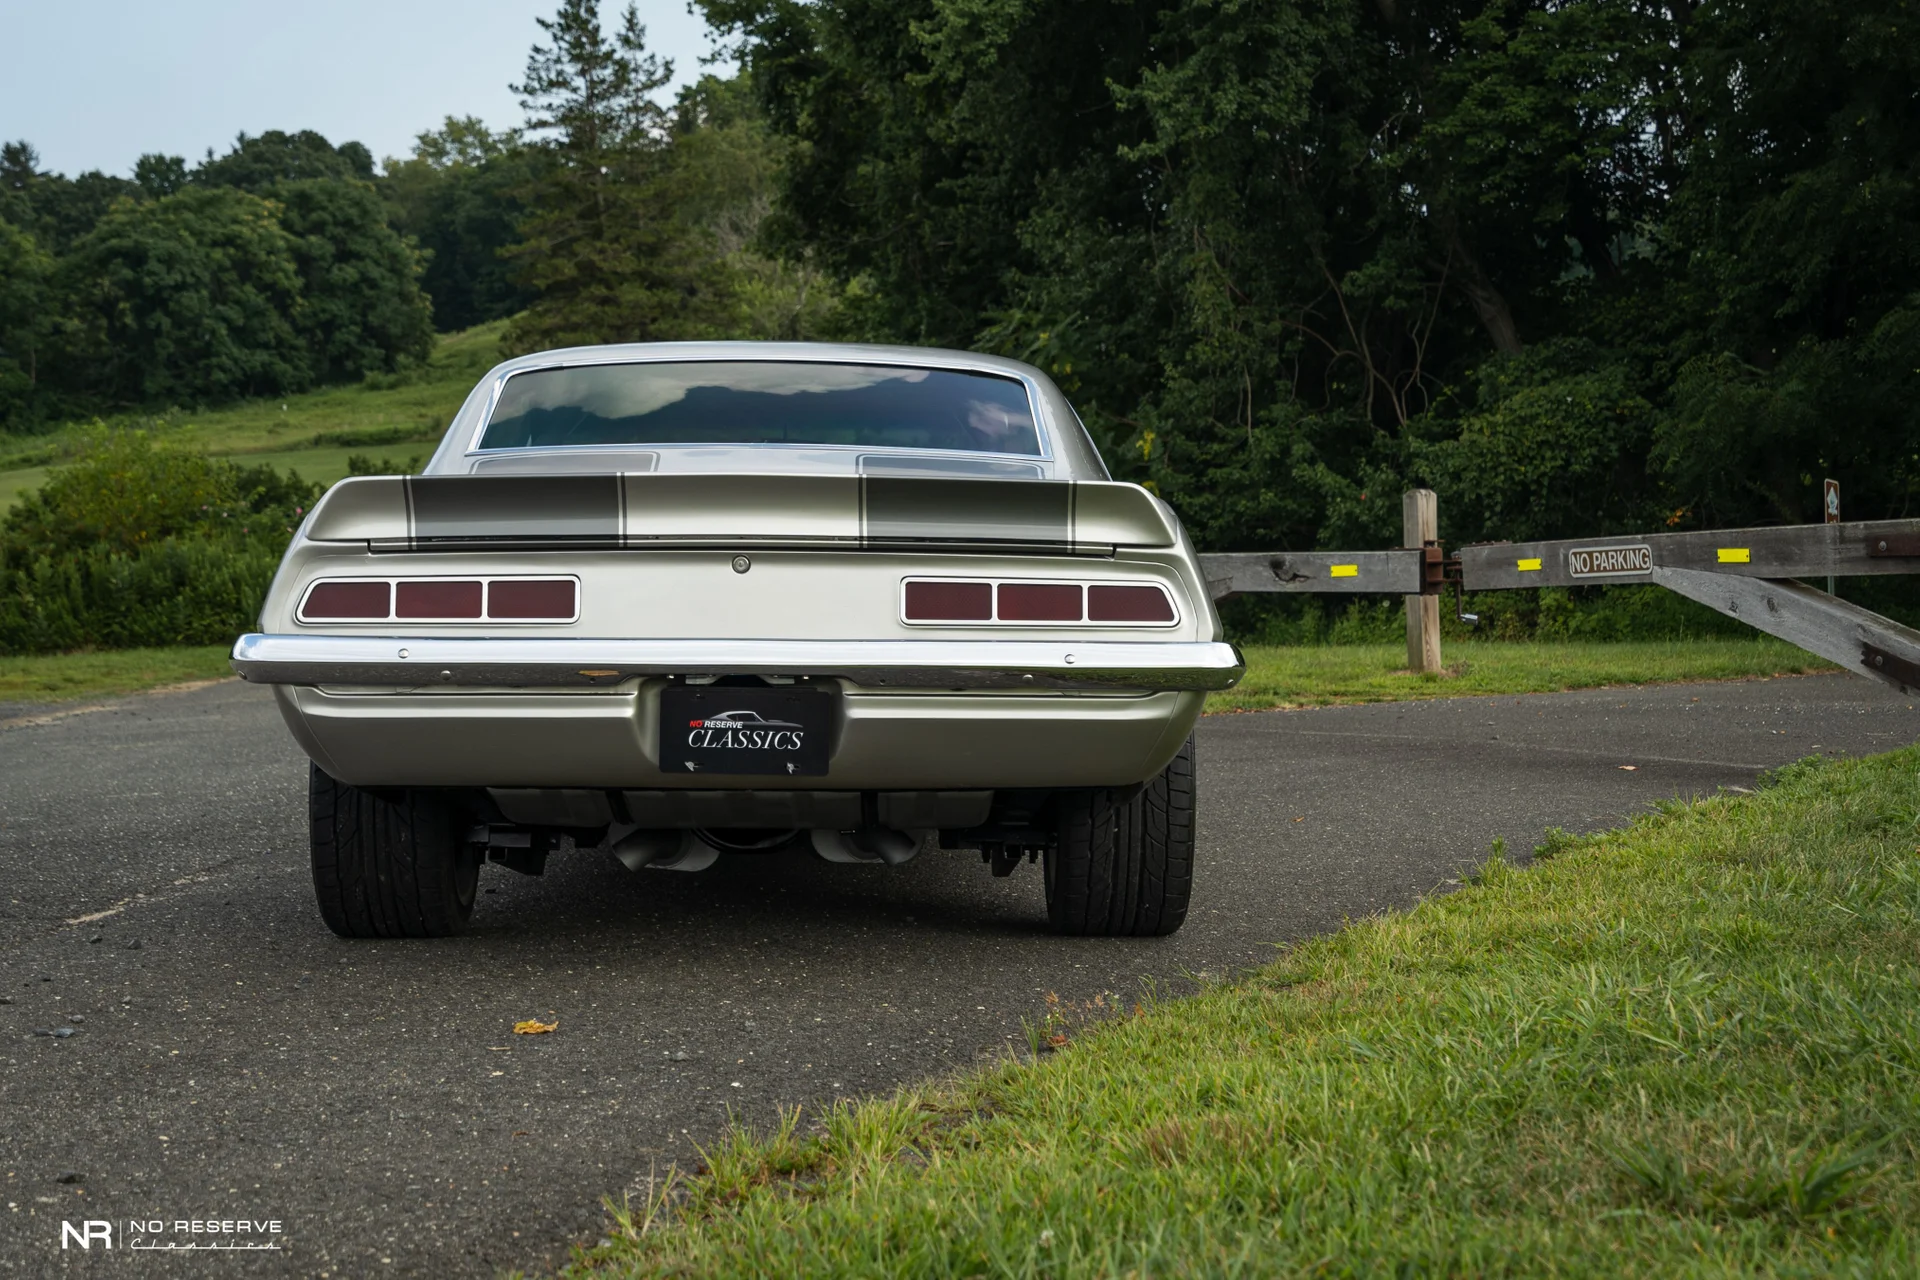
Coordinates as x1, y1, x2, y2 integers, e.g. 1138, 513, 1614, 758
62, 1220, 111, 1250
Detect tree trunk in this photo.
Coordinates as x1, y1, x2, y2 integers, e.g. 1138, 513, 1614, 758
1440, 220, 1523, 357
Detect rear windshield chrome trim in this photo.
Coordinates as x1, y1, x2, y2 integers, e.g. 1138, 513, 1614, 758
231, 635, 1245, 693
463, 356, 1058, 462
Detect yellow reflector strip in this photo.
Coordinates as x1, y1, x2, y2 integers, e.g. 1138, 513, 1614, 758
1329, 564, 1359, 578
1718, 547, 1751, 564
1517, 558, 1543, 572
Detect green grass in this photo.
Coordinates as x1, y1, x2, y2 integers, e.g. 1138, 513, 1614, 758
565, 748, 1920, 1278
0, 464, 47, 512
1209, 637, 1835, 712
0, 645, 234, 707
0, 320, 504, 510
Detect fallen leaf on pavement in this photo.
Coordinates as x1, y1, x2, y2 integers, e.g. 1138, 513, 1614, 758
514, 1019, 558, 1035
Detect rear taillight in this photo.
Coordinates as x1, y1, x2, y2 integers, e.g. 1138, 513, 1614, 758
996, 583, 1082, 621
488, 578, 577, 619
1087, 584, 1175, 623
396, 580, 482, 619
302, 581, 391, 619
901, 580, 992, 621
298, 577, 578, 624
901, 578, 1177, 627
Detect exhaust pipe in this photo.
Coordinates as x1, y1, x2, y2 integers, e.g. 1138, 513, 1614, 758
608, 826, 719, 873
810, 827, 921, 866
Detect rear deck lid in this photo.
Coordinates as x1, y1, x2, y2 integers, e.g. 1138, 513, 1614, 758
302, 473, 1178, 553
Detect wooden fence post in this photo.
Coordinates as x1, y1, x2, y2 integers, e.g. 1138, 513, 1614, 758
1404, 489, 1441, 674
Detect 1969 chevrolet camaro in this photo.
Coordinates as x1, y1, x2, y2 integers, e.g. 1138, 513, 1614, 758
232, 343, 1244, 939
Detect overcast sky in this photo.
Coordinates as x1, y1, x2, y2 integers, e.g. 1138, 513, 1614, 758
1, 0, 731, 177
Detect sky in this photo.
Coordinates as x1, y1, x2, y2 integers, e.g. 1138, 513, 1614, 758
1, 0, 731, 178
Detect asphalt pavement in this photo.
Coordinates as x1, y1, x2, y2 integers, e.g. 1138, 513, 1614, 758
2, 672, 1914, 1276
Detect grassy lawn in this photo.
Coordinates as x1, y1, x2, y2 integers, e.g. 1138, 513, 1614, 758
0, 645, 234, 707
1210, 637, 1835, 712
0, 320, 504, 512
565, 747, 1920, 1278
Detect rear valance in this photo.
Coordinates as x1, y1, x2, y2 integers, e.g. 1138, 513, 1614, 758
303, 473, 1178, 553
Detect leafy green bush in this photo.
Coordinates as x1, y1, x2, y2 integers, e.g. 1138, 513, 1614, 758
0, 539, 287, 652
0, 432, 318, 654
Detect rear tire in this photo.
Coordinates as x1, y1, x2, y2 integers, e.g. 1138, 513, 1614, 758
308, 763, 479, 938
1044, 735, 1195, 936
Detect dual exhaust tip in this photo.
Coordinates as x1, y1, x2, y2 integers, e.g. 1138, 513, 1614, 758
609, 824, 920, 872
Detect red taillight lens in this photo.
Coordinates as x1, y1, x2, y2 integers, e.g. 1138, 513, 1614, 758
395, 580, 483, 619
903, 580, 992, 621
997, 583, 1082, 622
302, 581, 390, 619
488, 578, 576, 619
1087, 584, 1174, 623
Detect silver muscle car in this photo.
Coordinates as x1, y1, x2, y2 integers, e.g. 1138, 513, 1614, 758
232, 343, 1244, 939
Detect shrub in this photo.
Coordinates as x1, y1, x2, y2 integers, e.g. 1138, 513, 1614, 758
0, 432, 318, 654
0, 538, 285, 652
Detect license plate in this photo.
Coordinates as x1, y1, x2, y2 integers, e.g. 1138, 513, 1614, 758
659, 685, 832, 777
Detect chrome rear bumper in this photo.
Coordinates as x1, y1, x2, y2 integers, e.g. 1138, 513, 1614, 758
231, 634, 1245, 693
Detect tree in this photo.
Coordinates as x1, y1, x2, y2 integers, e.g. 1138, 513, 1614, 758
0, 217, 55, 428
1, 141, 146, 252
56, 186, 309, 405
134, 154, 189, 197
381, 117, 541, 331
504, 0, 725, 352
668, 73, 843, 340
195, 130, 375, 190
704, 0, 1920, 550
271, 179, 436, 382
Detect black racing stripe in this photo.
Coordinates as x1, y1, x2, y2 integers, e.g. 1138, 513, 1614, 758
406, 475, 621, 543
860, 477, 1071, 545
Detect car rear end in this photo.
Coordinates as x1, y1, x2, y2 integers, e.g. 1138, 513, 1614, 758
235, 345, 1241, 938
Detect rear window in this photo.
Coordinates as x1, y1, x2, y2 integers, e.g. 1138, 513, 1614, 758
478, 361, 1043, 456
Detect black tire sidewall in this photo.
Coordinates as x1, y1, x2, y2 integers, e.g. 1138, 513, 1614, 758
309, 764, 475, 939
1045, 734, 1196, 937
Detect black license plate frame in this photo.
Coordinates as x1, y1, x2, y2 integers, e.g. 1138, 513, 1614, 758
659, 685, 833, 777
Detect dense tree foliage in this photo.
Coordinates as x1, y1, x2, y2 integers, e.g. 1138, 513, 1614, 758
192, 129, 375, 190
8, 0, 1907, 557
381, 117, 541, 331
500, 0, 716, 352
699, 0, 1920, 546
0, 131, 433, 422
272, 178, 434, 384
0, 0, 820, 428
55, 187, 308, 405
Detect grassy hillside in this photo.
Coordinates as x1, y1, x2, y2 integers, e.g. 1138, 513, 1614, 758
0, 321, 506, 510
564, 747, 1920, 1278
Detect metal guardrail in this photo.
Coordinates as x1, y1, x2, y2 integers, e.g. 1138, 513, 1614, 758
1199, 503, 1920, 696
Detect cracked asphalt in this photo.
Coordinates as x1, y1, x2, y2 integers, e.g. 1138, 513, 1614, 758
1, 672, 1914, 1276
